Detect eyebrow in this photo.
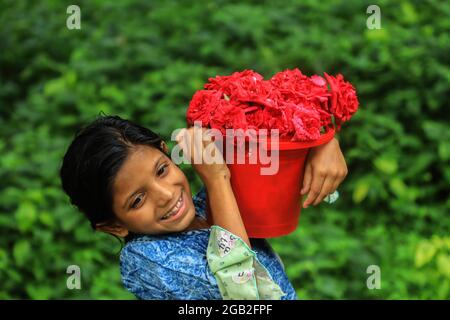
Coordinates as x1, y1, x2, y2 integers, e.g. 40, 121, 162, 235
122, 155, 165, 210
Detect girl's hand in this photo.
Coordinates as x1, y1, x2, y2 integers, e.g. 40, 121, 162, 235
175, 126, 230, 185
301, 138, 348, 208
176, 126, 251, 247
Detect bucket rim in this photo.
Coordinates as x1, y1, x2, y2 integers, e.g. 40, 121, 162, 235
218, 128, 335, 150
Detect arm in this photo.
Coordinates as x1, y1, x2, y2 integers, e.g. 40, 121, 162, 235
176, 126, 251, 247
175, 127, 286, 300
204, 175, 250, 248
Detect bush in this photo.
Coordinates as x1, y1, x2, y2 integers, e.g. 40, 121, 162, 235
0, 0, 448, 299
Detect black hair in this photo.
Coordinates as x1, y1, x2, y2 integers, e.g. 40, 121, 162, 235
60, 115, 164, 231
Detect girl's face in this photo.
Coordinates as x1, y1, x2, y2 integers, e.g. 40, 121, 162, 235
97, 144, 196, 237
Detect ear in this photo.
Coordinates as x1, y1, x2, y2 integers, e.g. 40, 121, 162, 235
160, 141, 169, 154
95, 221, 129, 238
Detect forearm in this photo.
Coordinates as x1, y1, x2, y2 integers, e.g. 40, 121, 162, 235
204, 174, 251, 248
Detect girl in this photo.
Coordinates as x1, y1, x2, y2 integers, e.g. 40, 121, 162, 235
59, 115, 347, 300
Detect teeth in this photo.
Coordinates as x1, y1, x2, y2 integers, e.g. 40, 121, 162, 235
161, 195, 183, 220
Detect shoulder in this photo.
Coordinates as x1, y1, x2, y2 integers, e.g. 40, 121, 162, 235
120, 233, 220, 300
120, 233, 211, 277
192, 185, 208, 219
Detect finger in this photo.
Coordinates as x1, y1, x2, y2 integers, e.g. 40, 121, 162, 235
329, 179, 340, 196
301, 164, 312, 195
180, 129, 194, 163
313, 176, 337, 206
175, 128, 186, 142
303, 172, 325, 208
177, 136, 190, 163
330, 173, 345, 194
182, 127, 195, 163
334, 168, 348, 190
193, 126, 204, 164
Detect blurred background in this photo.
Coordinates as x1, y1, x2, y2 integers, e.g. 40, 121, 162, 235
0, 0, 449, 299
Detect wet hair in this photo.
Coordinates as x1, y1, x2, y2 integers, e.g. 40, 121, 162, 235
60, 115, 164, 230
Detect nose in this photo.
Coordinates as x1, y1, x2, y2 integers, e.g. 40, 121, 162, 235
152, 182, 176, 210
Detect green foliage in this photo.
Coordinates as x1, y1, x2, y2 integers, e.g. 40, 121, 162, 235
1, 0, 448, 299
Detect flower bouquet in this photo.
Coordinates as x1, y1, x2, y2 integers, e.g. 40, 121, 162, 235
186, 69, 359, 238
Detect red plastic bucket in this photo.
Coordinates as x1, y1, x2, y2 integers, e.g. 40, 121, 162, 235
206, 128, 335, 238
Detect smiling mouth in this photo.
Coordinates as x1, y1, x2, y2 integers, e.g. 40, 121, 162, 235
161, 192, 185, 221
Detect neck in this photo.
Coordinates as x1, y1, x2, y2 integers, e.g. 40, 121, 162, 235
185, 216, 211, 231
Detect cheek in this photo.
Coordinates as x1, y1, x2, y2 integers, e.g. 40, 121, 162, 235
170, 164, 189, 185
122, 204, 158, 229
170, 165, 194, 206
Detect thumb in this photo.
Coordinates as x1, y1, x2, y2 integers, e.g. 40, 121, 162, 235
301, 163, 312, 195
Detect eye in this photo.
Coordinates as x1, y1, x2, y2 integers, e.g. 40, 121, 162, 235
131, 195, 144, 209
157, 163, 168, 176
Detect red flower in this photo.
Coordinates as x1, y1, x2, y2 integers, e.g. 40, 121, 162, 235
311, 75, 327, 87
186, 90, 223, 127
209, 101, 248, 135
324, 73, 359, 127
290, 104, 322, 141
205, 70, 263, 100
246, 108, 265, 130
186, 69, 359, 141
270, 70, 332, 130
206, 70, 277, 110
270, 69, 330, 105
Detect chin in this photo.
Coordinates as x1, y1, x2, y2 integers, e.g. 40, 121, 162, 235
178, 207, 196, 230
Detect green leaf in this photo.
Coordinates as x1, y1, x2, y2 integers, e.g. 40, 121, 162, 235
353, 179, 370, 203
39, 211, 55, 228
374, 157, 398, 175
13, 240, 31, 267
401, 2, 419, 24
415, 241, 436, 268
25, 285, 53, 299
15, 201, 37, 232
423, 121, 449, 141
0, 249, 9, 270
44, 77, 66, 97
438, 141, 450, 161
389, 177, 408, 198
436, 254, 450, 278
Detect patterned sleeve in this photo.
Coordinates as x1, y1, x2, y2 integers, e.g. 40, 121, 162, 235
120, 244, 222, 300
206, 225, 287, 300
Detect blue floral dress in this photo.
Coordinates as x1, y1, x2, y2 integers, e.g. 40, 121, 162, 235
120, 186, 298, 300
